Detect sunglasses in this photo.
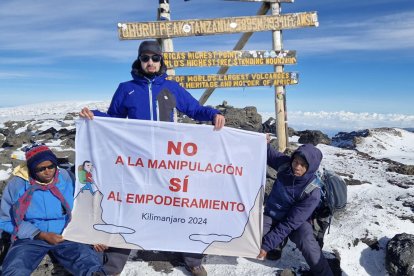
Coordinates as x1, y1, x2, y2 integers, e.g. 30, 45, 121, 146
35, 164, 57, 173
139, 54, 162, 63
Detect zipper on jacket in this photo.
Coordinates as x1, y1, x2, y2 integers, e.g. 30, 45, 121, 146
146, 78, 154, 121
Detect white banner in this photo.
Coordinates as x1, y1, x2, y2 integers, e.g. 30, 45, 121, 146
63, 117, 266, 258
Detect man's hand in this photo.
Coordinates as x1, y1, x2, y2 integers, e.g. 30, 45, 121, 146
93, 244, 109, 252
257, 249, 267, 260
213, 114, 225, 130
79, 107, 94, 120
37, 232, 64, 245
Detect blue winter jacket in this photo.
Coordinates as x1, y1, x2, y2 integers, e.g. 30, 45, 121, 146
93, 72, 219, 122
262, 144, 323, 252
0, 167, 74, 240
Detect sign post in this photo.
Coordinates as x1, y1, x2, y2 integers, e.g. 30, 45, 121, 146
158, 0, 174, 72
158, 0, 177, 121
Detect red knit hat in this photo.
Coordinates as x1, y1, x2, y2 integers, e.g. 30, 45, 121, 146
24, 143, 58, 177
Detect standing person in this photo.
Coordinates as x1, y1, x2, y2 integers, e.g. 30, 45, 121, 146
80, 40, 225, 276
257, 139, 333, 276
0, 143, 104, 275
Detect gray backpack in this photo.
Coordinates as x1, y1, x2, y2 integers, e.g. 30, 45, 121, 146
302, 168, 348, 238
309, 169, 347, 215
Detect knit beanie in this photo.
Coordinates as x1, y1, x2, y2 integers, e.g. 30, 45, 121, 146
132, 40, 167, 77
25, 143, 58, 178
138, 40, 162, 56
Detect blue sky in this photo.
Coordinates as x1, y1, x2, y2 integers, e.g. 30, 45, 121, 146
0, 0, 413, 116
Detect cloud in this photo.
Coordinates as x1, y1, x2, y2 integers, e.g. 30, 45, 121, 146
0, 0, 154, 62
260, 110, 414, 136
0, 72, 28, 79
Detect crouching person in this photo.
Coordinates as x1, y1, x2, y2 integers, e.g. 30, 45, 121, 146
0, 143, 104, 276
257, 141, 333, 276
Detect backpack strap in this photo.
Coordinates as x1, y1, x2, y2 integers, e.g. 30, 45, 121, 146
66, 169, 75, 183
299, 179, 320, 200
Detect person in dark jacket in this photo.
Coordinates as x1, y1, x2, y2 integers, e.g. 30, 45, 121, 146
0, 143, 104, 276
257, 141, 333, 276
80, 40, 225, 276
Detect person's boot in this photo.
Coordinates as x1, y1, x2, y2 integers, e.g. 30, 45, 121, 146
266, 248, 283, 260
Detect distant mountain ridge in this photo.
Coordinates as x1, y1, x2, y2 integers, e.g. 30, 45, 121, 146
404, 127, 414, 133
1, 101, 413, 136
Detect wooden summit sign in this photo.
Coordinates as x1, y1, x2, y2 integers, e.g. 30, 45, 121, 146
163, 50, 296, 68
168, 72, 298, 89
118, 12, 318, 39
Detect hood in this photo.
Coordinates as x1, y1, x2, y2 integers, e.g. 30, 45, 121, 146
291, 144, 323, 177
131, 57, 167, 79
130, 70, 168, 85
12, 163, 29, 181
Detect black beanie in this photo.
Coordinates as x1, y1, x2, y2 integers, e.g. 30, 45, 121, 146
138, 40, 162, 56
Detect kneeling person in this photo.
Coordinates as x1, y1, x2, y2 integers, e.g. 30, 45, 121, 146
258, 142, 333, 276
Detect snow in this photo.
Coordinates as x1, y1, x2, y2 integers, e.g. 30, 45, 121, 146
355, 128, 414, 165
0, 102, 413, 276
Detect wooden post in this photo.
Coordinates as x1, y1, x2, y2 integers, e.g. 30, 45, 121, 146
158, 0, 177, 121
198, 2, 270, 105
158, 0, 174, 75
271, 2, 287, 152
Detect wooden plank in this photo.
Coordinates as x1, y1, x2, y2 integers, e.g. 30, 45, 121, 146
168, 72, 299, 89
224, 0, 294, 3
163, 50, 296, 68
118, 12, 318, 39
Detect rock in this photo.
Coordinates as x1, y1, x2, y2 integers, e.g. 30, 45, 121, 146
386, 233, 414, 276
39, 127, 58, 136
396, 194, 414, 212
387, 163, 414, 176
332, 129, 369, 149
2, 132, 33, 148
297, 130, 331, 145
220, 106, 262, 132
261, 117, 298, 137
262, 117, 275, 133
64, 112, 78, 121
0, 133, 5, 146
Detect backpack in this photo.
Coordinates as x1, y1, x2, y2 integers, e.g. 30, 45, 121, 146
0, 231, 11, 265
301, 168, 348, 248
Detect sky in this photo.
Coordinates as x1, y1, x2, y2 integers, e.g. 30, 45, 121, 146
1, 0, 414, 118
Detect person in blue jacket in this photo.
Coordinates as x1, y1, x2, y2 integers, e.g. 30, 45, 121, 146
80, 40, 225, 276
257, 140, 333, 276
0, 143, 104, 276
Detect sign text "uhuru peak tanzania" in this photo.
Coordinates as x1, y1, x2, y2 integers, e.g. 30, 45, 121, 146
118, 12, 318, 39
